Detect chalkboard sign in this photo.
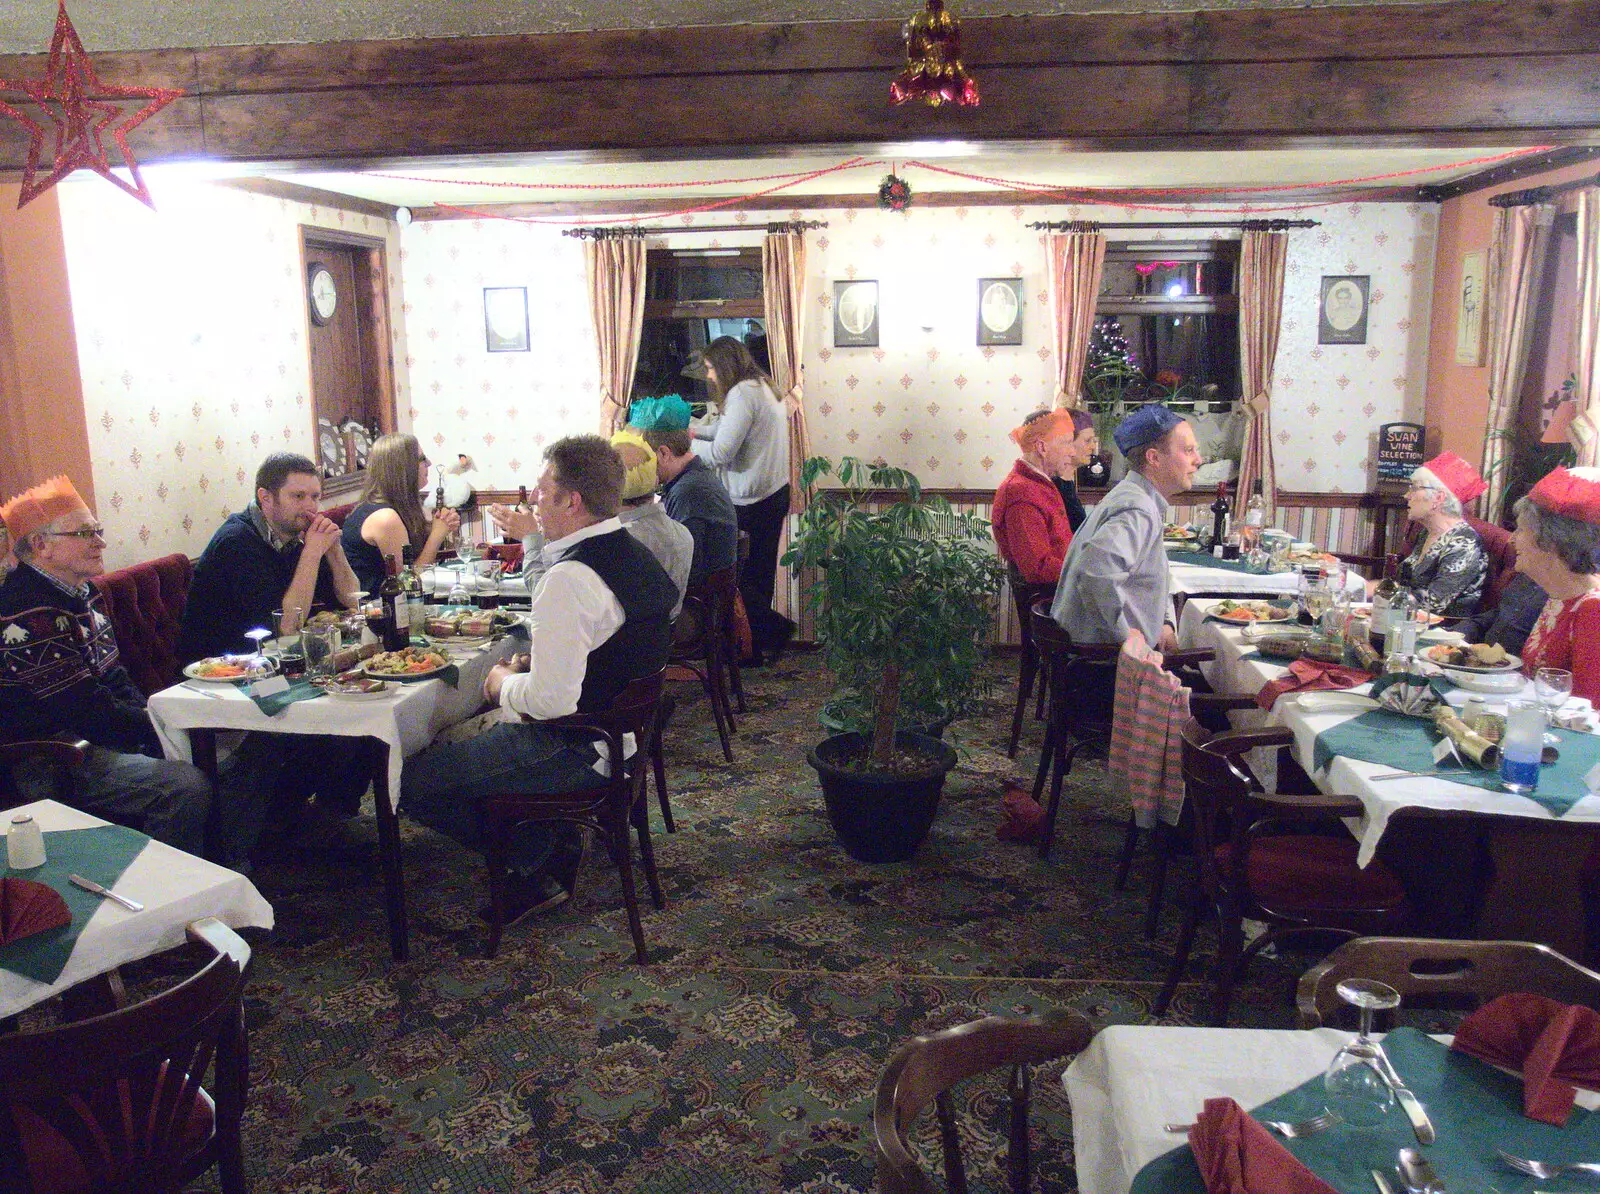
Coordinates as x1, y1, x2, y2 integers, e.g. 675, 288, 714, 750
1377, 422, 1425, 479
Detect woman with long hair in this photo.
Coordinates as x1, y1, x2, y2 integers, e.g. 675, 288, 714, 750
692, 335, 795, 666
341, 432, 461, 594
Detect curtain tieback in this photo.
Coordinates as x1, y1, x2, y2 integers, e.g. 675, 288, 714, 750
1243, 388, 1271, 417
1054, 387, 1083, 409
783, 383, 805, 415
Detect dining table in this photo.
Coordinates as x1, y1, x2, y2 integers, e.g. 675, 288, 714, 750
145, 628, 518, 962
0, 798, 272, 1020
1167, 551, 1368, 601
1177, 596, 1600, 956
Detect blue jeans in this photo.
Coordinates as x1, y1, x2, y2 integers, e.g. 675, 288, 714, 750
399, 722, 600, 871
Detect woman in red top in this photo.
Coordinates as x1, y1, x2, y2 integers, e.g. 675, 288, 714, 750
1513, 467, 1600, 704
991, 408, 1092, 585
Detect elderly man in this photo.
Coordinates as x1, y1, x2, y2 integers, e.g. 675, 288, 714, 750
1051, 405, 1202, 651
0, 476, 228, 859
404, 435, 677, 922
611, 428, 693, 616
640, 426, 739, 586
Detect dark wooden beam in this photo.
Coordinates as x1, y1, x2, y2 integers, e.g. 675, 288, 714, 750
1418, 144, 1600, 201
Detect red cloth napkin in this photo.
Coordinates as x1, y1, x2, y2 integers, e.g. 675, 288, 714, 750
0, 877, 70, 946
1255, 659, 1373, 710
1187, 1098, 1338, 1194
996, 783, 1045, 842
1451, 993, 1600, 1125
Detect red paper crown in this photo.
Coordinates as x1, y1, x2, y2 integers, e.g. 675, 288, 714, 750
1529, 467, 1600, 526
1420, 451, 1487, 505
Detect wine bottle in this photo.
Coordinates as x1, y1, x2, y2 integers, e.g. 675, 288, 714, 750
400, 545, 426, 628
378, 556, 409, 652
1209, 482, 1231, 556
1241, 479, 1265, 550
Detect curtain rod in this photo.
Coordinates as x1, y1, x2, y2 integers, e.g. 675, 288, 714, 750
1028, 218, 1318, 231
562, 219, 827, 240
1488, 172, 1600, 208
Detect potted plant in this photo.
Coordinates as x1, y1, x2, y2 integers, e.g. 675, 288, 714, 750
782, 456, 1005, 863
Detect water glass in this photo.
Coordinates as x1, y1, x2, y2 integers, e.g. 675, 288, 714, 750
271, 609, 305, 677
1534, 667, 1573, 744
302, 625, 342, 678
1500, 698, 1546, 793
1324, 978, 1400, 1128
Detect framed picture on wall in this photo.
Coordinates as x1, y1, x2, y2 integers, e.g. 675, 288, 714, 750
1455, 251, 1487, 366
976, 277, 1023, 345
484, 286, 529, 353
832, 280, 879, 347
1317, 275, 1369, 345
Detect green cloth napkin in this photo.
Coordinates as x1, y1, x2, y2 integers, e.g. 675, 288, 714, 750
1130, 1028, 1600, 1194
238, 675, 327, 716
1311, 708, 1600, 816
0, 825, 150, 985
1168, 550, 1273, 574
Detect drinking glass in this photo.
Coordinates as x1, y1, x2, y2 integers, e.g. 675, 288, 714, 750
1324, 978, 1400, 1127
302, 625, 342, 678
1534, 667, 1573, 746
1303, 577, 1334, 624
1501, 698, 1546, 793
270, 609, 306, 678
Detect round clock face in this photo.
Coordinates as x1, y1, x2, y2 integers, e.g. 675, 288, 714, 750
308, 265, 338, 325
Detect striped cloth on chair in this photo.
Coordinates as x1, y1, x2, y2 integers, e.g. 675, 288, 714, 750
1108, 629, 1190, 830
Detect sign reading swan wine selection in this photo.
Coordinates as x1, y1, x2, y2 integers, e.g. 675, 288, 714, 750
1377, 422, 1425, 479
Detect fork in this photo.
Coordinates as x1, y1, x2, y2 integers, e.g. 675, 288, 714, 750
1164, 1112, 1339, 1138
1495, 1149, 1600, 1180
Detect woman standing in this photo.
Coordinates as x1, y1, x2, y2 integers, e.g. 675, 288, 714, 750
341, 433, 461, 595
1514, 467, 1600, 704
1386, 451, 1489, 617
693, 336, 794, 666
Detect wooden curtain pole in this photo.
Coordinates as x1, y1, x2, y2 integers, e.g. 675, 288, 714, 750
1027, 217, 1318, 231
563, 219, 828, 239
1488, 172, 1600, 208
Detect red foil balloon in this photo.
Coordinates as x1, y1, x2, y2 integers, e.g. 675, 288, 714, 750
890, 0, 980, 107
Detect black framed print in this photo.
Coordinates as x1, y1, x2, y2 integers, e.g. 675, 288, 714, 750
484, 286, 530, 352
832, 280, 879, 348
977, 277, 1023, 346
1317, 275, 1369, 345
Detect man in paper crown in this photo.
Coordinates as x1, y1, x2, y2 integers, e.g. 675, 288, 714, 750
611, 429, 692, 617
635, 397, 739, 585
0, 476, 244, 861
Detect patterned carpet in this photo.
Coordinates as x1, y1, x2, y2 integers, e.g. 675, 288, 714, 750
161, 650, 1325, 1193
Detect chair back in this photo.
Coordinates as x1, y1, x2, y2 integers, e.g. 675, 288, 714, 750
0, 918, 250, 1194
1466, 516, 1518, 611
1178, 717, 1261, 897
518, 668, 668, 815
1029, 603, 1118, 739
873, 1011, 1094, 1194
1297, 936, 1600, 1028
1005, 563, 1053, 650
91, 553, 193, 695
675, 567, 737, 651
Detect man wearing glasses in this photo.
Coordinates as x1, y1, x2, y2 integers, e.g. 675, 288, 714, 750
0, 476, 224, 859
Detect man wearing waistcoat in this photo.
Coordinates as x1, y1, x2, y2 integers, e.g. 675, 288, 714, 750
400, 435, 677, 923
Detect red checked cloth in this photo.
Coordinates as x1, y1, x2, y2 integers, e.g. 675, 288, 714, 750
1109, 629, 1190, 829
1255, 659, 1373, 711
1452, 993, 1600, 1125
1187, 1098, 1338, 1194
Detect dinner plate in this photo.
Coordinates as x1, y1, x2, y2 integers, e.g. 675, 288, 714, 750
317, 678, 391, 698
1443, 668, 1527, 694
183, 658, 278, 683
363, 660, 452, 682
1212, 612, 1296, 626
1419, 644, 1522, 673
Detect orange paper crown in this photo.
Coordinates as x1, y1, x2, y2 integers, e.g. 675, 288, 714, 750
0, 475, 90, 541
1010, 408, 1077, 454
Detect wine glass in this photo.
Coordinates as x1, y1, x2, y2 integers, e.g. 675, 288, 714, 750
1303, 576, 1334, 624
1534, 667, 1573, 747
1323, 978, 1400, 1128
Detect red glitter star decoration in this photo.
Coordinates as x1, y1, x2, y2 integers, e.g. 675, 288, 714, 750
0, 1, 185, 209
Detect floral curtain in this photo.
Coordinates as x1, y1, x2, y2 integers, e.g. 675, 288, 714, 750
1046, 224, 1106, 407
1481, 203, 1556, 516
1236, 228, 1289, 518
583, 236, 647, 435
1572, 189, 1600, 467
762, 230, 811, 513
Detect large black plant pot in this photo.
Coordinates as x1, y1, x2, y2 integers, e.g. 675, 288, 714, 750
806, 731, 958, 863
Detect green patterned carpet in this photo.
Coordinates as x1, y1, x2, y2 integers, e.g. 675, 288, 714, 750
166, 651, 1319, 1193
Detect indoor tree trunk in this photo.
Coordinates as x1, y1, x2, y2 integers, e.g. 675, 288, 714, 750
870, 662, 902, 769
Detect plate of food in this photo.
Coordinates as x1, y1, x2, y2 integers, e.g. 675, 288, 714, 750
421, 607, 519, 641
363, 646, 453, 681
304, 609, 364, 636
313, 671, 390, 697
183, 655, 278, 683
1420, 642, 1523, 673
1346, 603, 1449, 626
1209, 598, 1296, 625
1443, 668, 1527, 695
1163, 525, 1200, 550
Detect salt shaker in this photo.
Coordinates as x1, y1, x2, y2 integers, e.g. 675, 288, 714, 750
7, 814, 46, 869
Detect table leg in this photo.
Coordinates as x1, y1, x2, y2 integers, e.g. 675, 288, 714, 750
370, 739, 409, 962
189, 728, 218, 778
1477, 823, 1595, 960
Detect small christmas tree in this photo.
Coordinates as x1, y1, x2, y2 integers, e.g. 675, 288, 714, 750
1084, 316, 1138, 379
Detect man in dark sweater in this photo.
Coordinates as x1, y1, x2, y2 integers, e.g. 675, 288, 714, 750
644, 427, 739, 583
0, 477, 220, 858
402, 436, 676, 922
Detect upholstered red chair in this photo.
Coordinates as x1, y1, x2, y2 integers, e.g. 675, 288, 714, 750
1468, 516, 1518, 612
320, 502, 356, 528
91, 553, 193, 695
485, 542, 525, 571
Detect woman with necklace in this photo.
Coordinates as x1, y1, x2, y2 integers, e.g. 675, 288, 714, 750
1388, 451, 1489, 617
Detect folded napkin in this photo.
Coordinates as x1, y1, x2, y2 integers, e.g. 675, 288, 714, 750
0, 877, 70, 945
1452, 993, 1600, 1125
1187, 1098, 1338, 1194
242, 675, 327, 716
996, 782, 1045, 842
1256, 659, 1373, 710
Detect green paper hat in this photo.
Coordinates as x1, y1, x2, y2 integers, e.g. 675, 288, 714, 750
628, 394, 693, 432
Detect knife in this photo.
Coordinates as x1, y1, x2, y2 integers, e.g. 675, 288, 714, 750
1398, 1147, 1445, 1192
1374, 1049, 1436, 1145
1371, 1168, 1397, 1194
68, 873, 144, 912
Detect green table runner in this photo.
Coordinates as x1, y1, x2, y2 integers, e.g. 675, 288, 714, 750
1131, 1028, 1600, 1194
1169, 550, 1279, 574
238, 675, 327, 716
0, 825, 150, 985
1311, 708, 1600, 816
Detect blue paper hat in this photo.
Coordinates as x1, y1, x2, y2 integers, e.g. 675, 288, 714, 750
1113, 405, 1184, 456
627, 394, 693, 432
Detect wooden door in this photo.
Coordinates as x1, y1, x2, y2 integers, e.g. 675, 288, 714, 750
303, 230, 393, 481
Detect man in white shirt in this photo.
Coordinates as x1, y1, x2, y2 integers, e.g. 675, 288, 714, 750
400, 436, 677, 922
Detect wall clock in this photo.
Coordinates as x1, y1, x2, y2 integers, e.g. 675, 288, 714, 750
307, 263, 338, 326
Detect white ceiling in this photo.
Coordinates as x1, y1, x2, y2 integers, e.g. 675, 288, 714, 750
0, 0, 1450, 54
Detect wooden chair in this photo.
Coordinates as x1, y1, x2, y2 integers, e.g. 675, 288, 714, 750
482, 668, 668, 962
669, 568, 740, 763
0, 739, 89, 808
0, 917, 252, 1194
1003, 564, 1054, 759
1155, 718, 1413, 1025
1297, 937, 1600, 1028
873, 1009, 1094, 1194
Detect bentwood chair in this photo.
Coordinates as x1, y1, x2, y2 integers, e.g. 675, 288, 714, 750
874, 1010, 1095, 1194
482, 668, 668, 962
669, 567, 741, 763
1297, 937, 1600, 1028
0, 917, 252, 1194
1004, 563, 1054, 759
1156, 718, 1412, 1025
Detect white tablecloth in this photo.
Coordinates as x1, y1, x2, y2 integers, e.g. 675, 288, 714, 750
1170, 558, 1367, 600
0, 800, 273, 1019
1176, 598, 1600, 866
147, 637, 516, 811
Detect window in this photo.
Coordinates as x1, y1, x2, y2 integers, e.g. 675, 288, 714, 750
634, 248, 767, 408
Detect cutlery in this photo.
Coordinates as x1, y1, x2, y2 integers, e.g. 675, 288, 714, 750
1369, 768, 1470, 781
1371, 1168, 1398, 1194
1496, 1150, 1600, 1180
1370, 1049, 1436, 1145
1163, 1111, 1338, 1138
68, 873, 144, 912
1398, 1147, 1446, 1192
183, 682, 227, 699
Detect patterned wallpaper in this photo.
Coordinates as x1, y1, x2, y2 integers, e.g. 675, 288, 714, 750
54, 177, 406, 571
